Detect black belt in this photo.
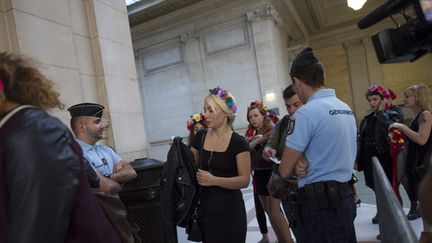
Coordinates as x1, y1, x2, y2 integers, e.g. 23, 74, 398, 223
296, 181, 353, 210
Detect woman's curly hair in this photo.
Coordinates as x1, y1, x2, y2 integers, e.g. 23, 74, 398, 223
0, 52, 64, 110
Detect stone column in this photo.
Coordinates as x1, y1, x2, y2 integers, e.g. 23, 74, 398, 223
85, 0, 148, 160
343, 39, 372, 120
180, 31, 207, 112
0, 0, 148, 160
363, 38, 385, 86
246, 4, 287, 116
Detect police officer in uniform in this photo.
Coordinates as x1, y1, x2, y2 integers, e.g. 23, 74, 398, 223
68, 103, 137, 193
68, 103, 140, 243
279, 48, 357, 243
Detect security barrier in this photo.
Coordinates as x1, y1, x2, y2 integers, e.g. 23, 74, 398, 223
372, 156, 417, 243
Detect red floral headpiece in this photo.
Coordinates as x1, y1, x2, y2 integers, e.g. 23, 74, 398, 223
248, 100, 279, 123
267, 110, 280, 124
387, 88, 397, 100
249, 100, 266, 110
365, 84, 397, 100
365, 84, 388, 99
187, 113, 206, 131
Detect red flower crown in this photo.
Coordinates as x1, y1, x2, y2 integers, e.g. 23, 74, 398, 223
365, 84, 397, 100
248, 100, 280, 124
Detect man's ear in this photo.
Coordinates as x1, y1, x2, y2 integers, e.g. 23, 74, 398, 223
78, 119, 87, 133
292, 77, 301, 89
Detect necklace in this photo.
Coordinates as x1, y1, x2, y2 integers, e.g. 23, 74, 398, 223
207, 151, 213, 173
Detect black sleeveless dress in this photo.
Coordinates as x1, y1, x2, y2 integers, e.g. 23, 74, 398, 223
406, 110, 432, 197
192, 130, 249, 243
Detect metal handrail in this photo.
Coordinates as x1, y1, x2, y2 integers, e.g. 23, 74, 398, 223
372, 156, 418, 243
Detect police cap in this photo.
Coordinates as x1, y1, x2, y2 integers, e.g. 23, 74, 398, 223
290, 47, 319, 75
68, 103, 104, 118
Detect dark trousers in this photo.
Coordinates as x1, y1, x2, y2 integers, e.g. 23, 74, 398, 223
281, 198, 301, 240
297, 196, 357, 243
254, 191, 268, 234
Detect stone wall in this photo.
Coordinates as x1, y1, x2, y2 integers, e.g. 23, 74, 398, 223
0, 0, 147, 161
317, 40, 432, 122
132, 0, 291, 160
131, 0, 432, 160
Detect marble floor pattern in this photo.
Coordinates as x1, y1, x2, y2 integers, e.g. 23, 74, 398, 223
176, 183, 423, 243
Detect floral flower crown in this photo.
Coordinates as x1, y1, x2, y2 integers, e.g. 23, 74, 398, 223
249, 100, 267, 110
209, 86, 237, 113
187, 113, 206, 131
248, 100, 280, 123
267, 110, 280, 124
365, 84, 397, 100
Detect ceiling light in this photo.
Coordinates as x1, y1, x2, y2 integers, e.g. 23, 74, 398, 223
347, 0, 367, 10
264, 92, 276, 102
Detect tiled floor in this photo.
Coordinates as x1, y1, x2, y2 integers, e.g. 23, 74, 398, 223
176, 184, 423, 243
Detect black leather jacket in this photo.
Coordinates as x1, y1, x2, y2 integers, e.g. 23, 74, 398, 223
0, 107, 120, 243
160, 137, 198, 243
356, 105, 404, 170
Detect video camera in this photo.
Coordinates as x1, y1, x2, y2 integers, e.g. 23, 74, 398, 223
358, 0, 432, 63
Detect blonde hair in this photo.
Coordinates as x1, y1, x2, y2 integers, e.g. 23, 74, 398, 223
205, 92, 237, 127
404, 84, 432, 111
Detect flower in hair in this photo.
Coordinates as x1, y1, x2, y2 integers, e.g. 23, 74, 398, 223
187, 113, 206, 131
249, 100, 267, 111
267, 110, 280, 124
0, 78, 4, 92
209, 86, 237, 113
365, 84, 391, 100
387, 88, 397, 100
248, 100, 279, 123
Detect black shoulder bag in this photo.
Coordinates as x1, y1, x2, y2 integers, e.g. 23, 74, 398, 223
186, 131, 207, 242
266, 116, 298, 200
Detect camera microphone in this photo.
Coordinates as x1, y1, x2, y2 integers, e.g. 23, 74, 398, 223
357, 0, 411, 29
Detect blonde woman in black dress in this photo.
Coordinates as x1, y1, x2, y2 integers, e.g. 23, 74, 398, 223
390, 84, 432, 243
191, 87, 251, 243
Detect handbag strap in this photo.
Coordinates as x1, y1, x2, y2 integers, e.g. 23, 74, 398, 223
198, 129, 208, 170
0, 105, 35, 130
194, 129, 207, 211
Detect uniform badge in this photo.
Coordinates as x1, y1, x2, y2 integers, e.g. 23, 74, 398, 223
286, 117, 295, 135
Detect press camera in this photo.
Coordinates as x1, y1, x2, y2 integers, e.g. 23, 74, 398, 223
358, 0, 432, 63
